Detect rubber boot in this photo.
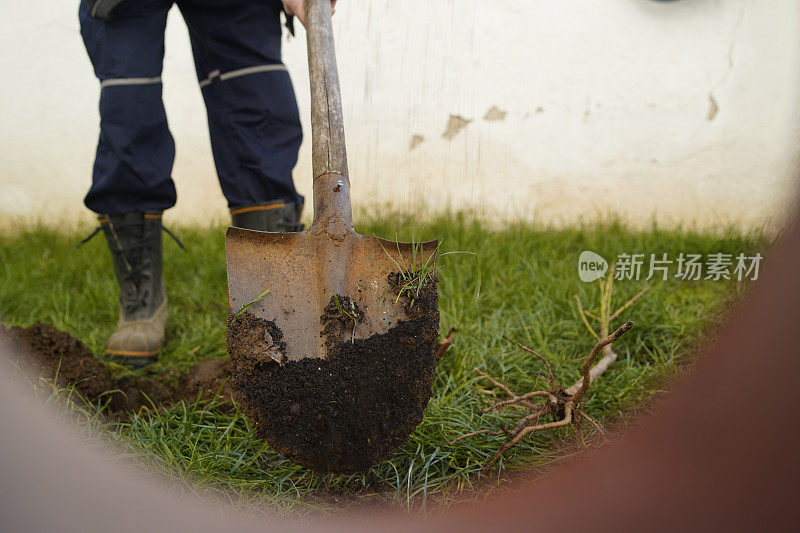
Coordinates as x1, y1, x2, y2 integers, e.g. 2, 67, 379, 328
230, 200, 304, 232
100, 211, 167, 369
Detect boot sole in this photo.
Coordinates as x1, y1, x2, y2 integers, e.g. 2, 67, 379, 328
107, 350, 160, 369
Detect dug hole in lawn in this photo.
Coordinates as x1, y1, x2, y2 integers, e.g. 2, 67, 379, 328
0, 322, 233, 417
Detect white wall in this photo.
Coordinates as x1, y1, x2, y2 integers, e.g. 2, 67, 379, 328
2, 0, 799, 230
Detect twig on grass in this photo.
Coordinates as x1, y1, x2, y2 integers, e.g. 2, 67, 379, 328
568, 321, 634, 405
474, 368, 538, 410
480, 391, 560, 414
568, 271, 650, 395
435, 328, 461, 358
609, 285, 651, 322
516, 343, 555, 386
470, 322, 632, 468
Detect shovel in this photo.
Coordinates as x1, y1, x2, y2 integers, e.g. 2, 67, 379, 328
225, 0, 439, 473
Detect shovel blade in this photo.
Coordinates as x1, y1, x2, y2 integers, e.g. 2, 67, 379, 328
225, 227, 440, 473
225, 228, 437, 361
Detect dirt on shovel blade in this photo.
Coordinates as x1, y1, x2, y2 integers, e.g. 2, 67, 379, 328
227, 276, 439, 473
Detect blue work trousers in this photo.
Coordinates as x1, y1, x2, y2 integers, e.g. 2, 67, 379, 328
79, 0, 304, 215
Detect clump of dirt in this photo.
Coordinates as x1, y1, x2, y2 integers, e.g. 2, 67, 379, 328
321, 295, 364, 348
228, 312, 287, 366
1, 322, 232, 418
227, 277, 439, 473
388, 272, 439, 319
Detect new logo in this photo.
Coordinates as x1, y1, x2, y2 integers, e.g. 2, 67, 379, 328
578, 251, 608, 282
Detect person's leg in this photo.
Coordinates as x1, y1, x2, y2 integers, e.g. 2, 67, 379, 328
79, 0, 174, 368
80, 0, 176, 215
177, 0, 305, 231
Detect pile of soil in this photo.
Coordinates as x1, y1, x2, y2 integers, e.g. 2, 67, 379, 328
228, 275, 439, 474
0, 322, 232, 418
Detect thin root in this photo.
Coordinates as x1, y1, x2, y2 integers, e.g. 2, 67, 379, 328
474, 368, 538, 410
480, 390, 558, 414
456, 324, 634, 469
517, 343, 556, 386
485, 406, 574, 468
580, 410, 605, 436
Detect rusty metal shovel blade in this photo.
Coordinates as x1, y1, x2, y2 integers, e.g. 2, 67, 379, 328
225, 229, 439, 473
226, 229, 438, 363
224, 0, 440, 473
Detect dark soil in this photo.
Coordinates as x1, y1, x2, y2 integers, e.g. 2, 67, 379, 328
1, 322, 232, 418
227, 276, 439, 474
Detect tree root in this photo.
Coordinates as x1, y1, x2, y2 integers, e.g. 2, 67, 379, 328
452, 322, 633, 468
451, 266, 648, 469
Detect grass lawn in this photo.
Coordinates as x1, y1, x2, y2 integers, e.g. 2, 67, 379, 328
0, 213, 766, 513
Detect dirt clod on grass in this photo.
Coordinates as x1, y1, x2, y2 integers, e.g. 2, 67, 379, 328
1, 322, 232, 418
227, 276, 439, 474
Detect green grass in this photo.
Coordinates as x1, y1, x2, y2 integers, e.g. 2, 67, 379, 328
382, 234, 442, 307
0, 213, 767, 514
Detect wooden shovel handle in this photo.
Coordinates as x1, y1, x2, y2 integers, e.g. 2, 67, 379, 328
305, 0, 353, 234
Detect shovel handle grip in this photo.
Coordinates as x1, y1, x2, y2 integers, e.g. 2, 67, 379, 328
305, 0, 353, 233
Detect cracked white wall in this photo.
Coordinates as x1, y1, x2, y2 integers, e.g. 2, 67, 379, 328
2, 0, 799, 229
